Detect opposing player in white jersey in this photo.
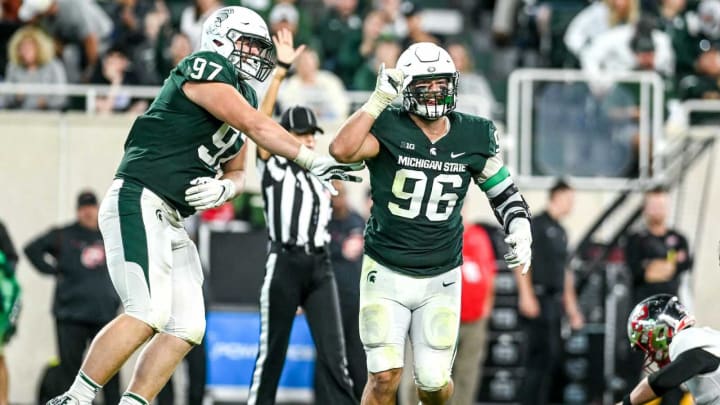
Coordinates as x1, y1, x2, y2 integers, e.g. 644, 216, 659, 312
619, 294, 720, 405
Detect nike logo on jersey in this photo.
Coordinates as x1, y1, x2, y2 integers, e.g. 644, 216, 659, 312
442, 281, 456, 287
450, 152, 466, 158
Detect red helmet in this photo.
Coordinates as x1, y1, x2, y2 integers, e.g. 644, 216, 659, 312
627, 294, 695, 371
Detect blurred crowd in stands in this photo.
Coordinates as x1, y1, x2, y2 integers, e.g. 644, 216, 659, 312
0, 0, 719, 119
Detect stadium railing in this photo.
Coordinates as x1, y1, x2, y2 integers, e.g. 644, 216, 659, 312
506, 69, 665, 191
0, 83, 377, 114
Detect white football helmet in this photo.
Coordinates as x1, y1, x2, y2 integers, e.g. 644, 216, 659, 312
396, 42, 459, 120
699, 0, 720, 39
201, 6, 276, 81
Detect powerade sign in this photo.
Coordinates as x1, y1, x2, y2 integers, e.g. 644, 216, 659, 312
206, 310, 315, 401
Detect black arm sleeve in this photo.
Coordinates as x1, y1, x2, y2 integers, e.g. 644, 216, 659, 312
23, 228, 61, 275
648, 347, 720, 396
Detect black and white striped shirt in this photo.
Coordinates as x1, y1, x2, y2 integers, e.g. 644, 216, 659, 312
257, 155, 331, 248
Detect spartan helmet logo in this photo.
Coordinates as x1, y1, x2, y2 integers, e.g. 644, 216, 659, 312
200, 6, 276, 82
367, 270, 377, 283
209, 8, 233, 35
430, 147, 437, 156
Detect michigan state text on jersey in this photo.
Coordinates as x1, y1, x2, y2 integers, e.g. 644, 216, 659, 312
364, 107, 499, 276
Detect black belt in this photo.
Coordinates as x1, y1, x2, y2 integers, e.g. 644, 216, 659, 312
269, 241, 327, 255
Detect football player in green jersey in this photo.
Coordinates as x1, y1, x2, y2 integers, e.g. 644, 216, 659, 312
330, 42, 533, 405
47, 7, 362, 405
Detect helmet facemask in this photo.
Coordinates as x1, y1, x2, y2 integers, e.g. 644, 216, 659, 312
225, 30, 276, 82
627, 295, 695, 372
402, 72, 458, 120
629, 318, 672, 371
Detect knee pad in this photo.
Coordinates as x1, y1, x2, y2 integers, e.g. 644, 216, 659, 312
412, 304, 457, 390
422, 305, 459, 350
414, 367, 451, 392
125, 305, 172, 333
164, 316, 206, 345
365, 345, 403, 374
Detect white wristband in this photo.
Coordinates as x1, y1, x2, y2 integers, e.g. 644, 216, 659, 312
361, 91, 395, 119
293, 144, 317, 169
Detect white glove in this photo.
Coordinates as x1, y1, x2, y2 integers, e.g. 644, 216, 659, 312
293, 146, 365, 195
361, 63, 405, 118
504, 218, 533, 275
184, 177, 236, 211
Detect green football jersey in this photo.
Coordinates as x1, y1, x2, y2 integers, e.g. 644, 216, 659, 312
365, 107, 499, 277
116, 51, 257, 217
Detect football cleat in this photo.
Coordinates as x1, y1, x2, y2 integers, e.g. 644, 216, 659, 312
46, 394, 80, 405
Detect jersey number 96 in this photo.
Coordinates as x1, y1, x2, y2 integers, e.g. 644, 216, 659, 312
389, 169, 462, 221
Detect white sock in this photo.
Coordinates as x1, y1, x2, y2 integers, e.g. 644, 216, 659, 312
119, 391, 149, 405
67, 371, 101, 404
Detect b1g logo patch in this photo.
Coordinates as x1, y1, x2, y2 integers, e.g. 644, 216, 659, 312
208, 8, 233, 35
400, 141, 415, 150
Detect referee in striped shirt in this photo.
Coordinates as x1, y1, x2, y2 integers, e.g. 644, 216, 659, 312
248, 31, 358, 405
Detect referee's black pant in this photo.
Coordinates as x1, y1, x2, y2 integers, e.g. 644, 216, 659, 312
157, 339, 207, 405
518, 296, 562, 405
248, 243, 357, 405
332, 275, 366, 400
56, 320, 121, 405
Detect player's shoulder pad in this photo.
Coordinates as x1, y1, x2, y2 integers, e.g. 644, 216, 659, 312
670, 327, 720, 361
176, 51, 237, 85
450, 111, 499, 157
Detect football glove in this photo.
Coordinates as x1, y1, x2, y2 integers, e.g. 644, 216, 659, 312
185, 177, 236, 211
504, 218, 533, 274
293, 146, 364, 195
361, 63, 405, 119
